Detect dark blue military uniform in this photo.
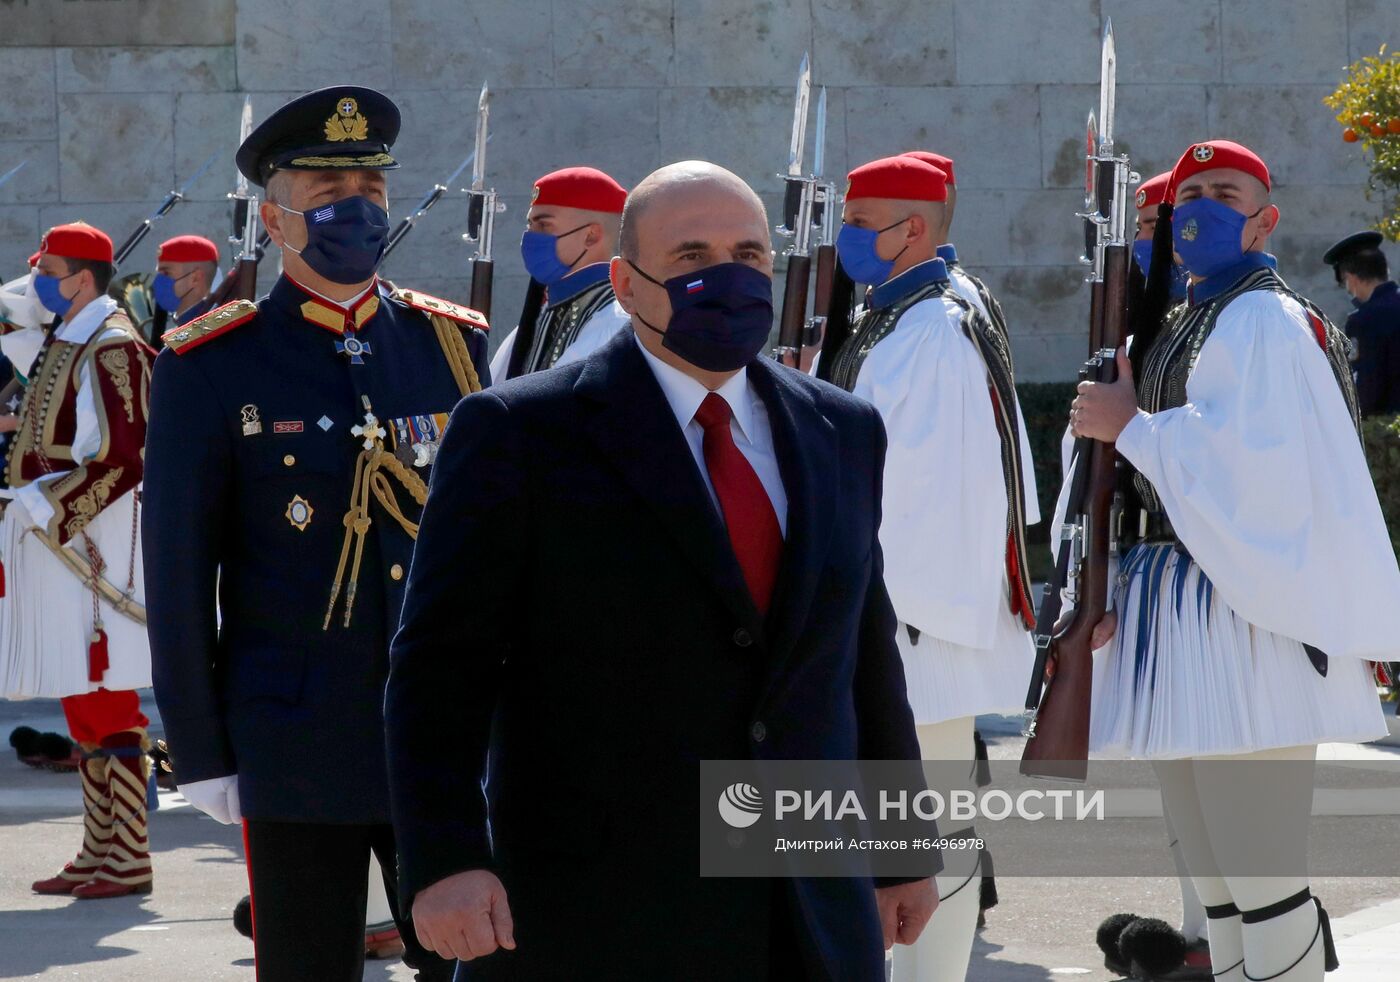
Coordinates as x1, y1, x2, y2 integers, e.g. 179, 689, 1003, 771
141, 83, 478, 982
1345, 281, 1400, 416
144, 274, 488, 819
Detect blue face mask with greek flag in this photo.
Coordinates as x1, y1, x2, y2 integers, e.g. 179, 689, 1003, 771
280, 195, 389, 285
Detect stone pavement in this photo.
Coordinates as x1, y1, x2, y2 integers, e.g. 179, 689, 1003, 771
1, 697, 1398, 980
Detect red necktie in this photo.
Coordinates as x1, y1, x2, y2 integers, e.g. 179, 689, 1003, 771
694, 392, 783, 615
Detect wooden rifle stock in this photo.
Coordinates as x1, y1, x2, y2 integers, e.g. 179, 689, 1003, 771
1021, 245, 1129, 780
810, 244, 836, 338
469, 258, 493, 323
775, 254, 811, 368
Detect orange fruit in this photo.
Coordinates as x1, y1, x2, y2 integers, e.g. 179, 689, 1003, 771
1389, 118, 1400, 134
1372, 124, 1386, 137
1360, 112, 1376, 127
1344, 128, 1360, 142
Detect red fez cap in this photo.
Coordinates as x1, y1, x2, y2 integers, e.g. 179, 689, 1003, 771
1169, 141, 1270, 201
846, 156, 948, 203
901, 150, 955, 186
158, 235, 220, 264
39, 222, 114, 264
27, 251, 40, 267
531, 166, 627, 214
1134, 171, 1172, 211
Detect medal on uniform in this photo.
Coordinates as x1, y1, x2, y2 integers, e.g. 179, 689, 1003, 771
285, 495, 314, 530
335, 330, 372, 365
240, 404, 262, 436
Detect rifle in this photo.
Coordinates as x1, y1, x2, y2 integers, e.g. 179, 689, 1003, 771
1021, 20, 1134, 781
463, 82, 503, 321
813, 257, 855, 383
772, 55, 819, 369
112, 152, 217, 266
384, 149, 477, 258
503, 279, 547, 380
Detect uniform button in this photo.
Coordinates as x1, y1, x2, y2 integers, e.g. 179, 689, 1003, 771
751, 721, 767, 743
283, 455, 296, 467
390, 564, 404, 581
733, 628, 753, 647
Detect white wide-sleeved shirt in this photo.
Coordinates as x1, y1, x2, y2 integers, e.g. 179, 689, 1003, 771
633, 334, 788, 537
490, 300, 632, 381
1115, 288, 1400, 662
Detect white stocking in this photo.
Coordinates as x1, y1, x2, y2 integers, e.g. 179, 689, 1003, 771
892, 716, 979, 982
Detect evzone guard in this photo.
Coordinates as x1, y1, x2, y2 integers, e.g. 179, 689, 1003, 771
0, 222, 156, 900
820, 154, 1040, 982
1069, 139, 1400, 982
490, 167, 632, 380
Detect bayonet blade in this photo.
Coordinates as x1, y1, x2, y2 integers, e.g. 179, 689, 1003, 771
1084, 111, 1097, 202
787, 52, 811, 177
0, 160, 27, 192
179, 151, 219, 198
472, 83, 490, 191
1098, 19, 1116, 150
812, 86, 828, 179
443, 150, 476, 190
235, 96, 253, 196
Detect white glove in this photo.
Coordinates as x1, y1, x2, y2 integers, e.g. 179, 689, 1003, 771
179, 774, 242, 825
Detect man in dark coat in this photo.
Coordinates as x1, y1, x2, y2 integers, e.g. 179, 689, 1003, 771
386, 160, 936, 981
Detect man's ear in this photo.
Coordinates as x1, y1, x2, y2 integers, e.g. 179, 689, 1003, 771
610, 256, 635, 314
905, 213, 927, 246
1258, 203, 1280, 237
261, 200, 286, 248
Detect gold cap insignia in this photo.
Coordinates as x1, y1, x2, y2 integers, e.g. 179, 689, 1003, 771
1181, 218, 1199, 242
1192, 145, 1214, 162
1135, 188, 1147, 208
325, 96, 370, 143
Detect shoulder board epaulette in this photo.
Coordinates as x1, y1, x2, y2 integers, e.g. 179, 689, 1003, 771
391, 289, 489, 333
162, 299, 258, 355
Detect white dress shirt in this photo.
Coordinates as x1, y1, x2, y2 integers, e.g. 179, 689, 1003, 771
633, 334, 788, 537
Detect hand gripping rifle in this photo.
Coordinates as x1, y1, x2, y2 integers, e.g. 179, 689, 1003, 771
772, 54, 821, 369
1021, 21, 1135, 781
463, 83, 504, 321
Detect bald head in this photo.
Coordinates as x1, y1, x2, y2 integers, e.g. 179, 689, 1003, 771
611, 160, 775, 386
618, 161, 769, 262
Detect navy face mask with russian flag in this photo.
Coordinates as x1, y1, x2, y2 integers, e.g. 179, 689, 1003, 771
279, 195, 390, 285
628, 261, 774, 373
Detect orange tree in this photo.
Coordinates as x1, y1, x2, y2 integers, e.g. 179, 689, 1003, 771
1326, 46, 1400, 240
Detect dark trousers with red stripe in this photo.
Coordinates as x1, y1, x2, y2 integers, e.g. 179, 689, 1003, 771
243, 820, 453, 982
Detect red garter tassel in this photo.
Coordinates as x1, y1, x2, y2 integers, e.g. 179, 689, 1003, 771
88, 629, 109, 683
1375, 661, 1393, 688
0, 556, 6, 598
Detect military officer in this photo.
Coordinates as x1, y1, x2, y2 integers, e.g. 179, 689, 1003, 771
153, 234, 221, 328
1324, 230, 1400, 415
826, 156, 1040, 982
489, 166, 630, 379
142, 85, 488, 982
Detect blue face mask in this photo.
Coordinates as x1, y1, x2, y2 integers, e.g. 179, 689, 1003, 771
835, 218, 910, 285
629, 261, 774, 373
1132, 239, 1189, 301
1171, 197, 1265, 280
33, 271, 78, 318
520, 224, 589, 285
152, 270, 195, 313
280, 195, 390, 285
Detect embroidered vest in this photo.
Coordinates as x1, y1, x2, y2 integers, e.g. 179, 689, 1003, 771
524, 280, 615, 374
